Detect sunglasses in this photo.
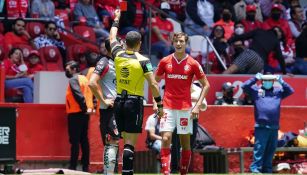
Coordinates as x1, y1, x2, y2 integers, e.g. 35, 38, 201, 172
48, 27, 57, 31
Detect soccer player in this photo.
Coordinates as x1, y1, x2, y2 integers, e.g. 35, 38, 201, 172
89, 39, 119, 175
155, 32, 210, 175
109, 9, 164, 175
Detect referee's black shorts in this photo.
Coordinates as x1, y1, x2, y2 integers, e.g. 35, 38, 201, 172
114, 95, 144, 133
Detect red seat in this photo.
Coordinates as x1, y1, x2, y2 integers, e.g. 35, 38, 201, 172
73, 25, 96, 42
39, 46, 64, 71
0, 23, 4, 34
26, 22, 45, 38
12, 44, 34, 61
66, 44, 88, 61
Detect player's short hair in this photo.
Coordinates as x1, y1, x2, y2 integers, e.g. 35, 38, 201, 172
125, 31, 141, 48
172, 32, 189, 42
66, 60, 80, 72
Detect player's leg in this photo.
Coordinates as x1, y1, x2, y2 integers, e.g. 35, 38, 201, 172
160, 109, 177, 175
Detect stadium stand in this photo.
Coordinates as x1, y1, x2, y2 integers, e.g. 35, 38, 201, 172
39, 46, 64, 71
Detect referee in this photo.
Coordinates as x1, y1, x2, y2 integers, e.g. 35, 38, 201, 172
109, 9, 164, 175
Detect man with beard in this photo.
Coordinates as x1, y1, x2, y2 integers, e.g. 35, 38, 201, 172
65, 60, 93, 172
4, 18, 33, 52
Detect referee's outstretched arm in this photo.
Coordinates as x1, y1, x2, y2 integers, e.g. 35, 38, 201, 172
110, 9, 121, 45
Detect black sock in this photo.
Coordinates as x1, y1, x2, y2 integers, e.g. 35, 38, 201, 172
122, 144, 134, 175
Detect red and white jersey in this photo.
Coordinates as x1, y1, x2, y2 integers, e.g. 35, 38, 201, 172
156, 54, 205, 110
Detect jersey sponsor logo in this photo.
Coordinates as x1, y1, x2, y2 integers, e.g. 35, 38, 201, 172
119, 79, 130, 85
120, 67, 129, 78
167, 74, 188, 79
180, 118, 188, 126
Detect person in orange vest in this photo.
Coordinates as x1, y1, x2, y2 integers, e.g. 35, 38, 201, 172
65, 60, 93, 172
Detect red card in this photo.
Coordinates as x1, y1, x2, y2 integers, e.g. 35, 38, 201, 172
120, 1, 127, 11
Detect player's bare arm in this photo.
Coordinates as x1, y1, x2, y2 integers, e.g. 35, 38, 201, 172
89, 73, 114, 107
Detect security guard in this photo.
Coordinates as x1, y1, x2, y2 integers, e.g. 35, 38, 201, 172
65, 60, 93, 172
109, 9, 164, 175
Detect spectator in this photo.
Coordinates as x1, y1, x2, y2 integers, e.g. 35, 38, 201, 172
94, 0, 119, 29
145, 113, 162, 154
214, 82, 242, 105
3, 48, 33, 103
168, 0, 187, 21
151, 2, 174, 59
208, 25, 229, 74
184, 0, 213, 36
224, 27, 286, 74
234, 0, 263, 22
4, 18, 33, 52
119, 0, 147, 35
242, 73, 294, 173
33, 21, 66, 58
212, 0, 237, 22
262, 4, 294, 47
213, 8, 235, 40
109, 9, 164, 175
5, 0, 29, 18
73, 0, 109, 40
266, 26, 294, 74
292, 23, 307, 75
26, 50, 44, 79
31, 0, 55, 19
241, 5, 263, 33
230, 40, 245, 62
155, 32, 210, 175
288, 5, 305, 38
65, 60, 93, 172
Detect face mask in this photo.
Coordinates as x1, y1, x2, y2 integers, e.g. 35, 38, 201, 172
235, 27, 244, 35
65, 70, 73, 78
222, 13, 231, 21
262, 81, 273, 89
234, 47, 244, 54
271, 13, 281, 21
226, 91, 233, 97
244, 0, 254, 5
246, 14, 255, 21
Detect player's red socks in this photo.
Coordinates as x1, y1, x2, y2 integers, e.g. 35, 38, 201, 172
160, 148, 171, 175
180, 150, 191, 175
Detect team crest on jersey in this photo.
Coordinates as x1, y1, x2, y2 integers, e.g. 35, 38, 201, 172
184, 65, 190, 71
180, 118, 188, 126
167, 63, 172, 69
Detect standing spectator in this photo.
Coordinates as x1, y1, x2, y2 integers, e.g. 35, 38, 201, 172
214, 8, 235, 40
262, 4, 294, 47
4, 18, 33, 52
234, 0, 263, 22
208, 25, 229, 74
184, 0, 213, 36
33, 21, 66, 58
288, 5, 305, 38
242, 73, 294, 173
109, 9, 164, 175
241, 5, 263, 33
151, 2, 174, 59
119, 0, 147, 35
292, 22, 307, 75
88, 39, 120, 175
214, 82, 242, 105
73, 0, 109, 40
31, 0, 55, 19
65, 60, 93, 172
169, 0, 187, 21
155, 32, 210, 175
224, 27, 287, 74
3, 48, 33, 103
26, 50, 44, 79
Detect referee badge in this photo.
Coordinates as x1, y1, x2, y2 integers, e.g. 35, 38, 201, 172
146, 63, 153, 71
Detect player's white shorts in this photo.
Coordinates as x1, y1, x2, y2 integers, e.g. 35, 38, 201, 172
159, 109, 193, 134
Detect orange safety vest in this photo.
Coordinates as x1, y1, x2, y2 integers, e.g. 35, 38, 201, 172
66, 74, 93, 114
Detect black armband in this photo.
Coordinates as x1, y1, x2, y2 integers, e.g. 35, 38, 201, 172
157, 104, 163, 108
154, 96, 162, 103
112, 21, 119, 28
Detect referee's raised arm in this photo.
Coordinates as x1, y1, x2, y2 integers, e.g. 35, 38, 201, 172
110, 9, 121, 44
